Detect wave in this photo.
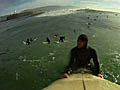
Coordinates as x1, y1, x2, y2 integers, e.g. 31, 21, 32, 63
35, 9, 76, 17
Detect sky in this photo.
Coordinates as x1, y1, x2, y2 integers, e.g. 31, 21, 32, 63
0, 0, 120, 16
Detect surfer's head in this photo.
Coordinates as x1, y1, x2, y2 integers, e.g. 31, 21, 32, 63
77, 34, 88, 48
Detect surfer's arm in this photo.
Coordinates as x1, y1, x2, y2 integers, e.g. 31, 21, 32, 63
92, 50, 103, 78
64, 50, 74, 74
61, 51, 74, 78
92, 49, 100, 75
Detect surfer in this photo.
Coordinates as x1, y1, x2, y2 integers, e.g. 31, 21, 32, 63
59, 36, 65, 42
62, 34, 102, 78
54, 34, 58, 40
34, 37, 38, 41
46, 37, 50, 44
30, 38, 33, 43
73, 29, 76, 33
26, 38, 30, 45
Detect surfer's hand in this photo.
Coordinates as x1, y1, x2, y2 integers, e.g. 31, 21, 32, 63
98, 73, 103, 78
61, 73, 69, 78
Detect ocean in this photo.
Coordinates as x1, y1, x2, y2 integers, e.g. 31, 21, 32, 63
0, 7, 120, 90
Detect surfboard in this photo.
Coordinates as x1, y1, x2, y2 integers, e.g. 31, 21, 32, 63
42, 42, 49, 44
43, 73, 120, 90
22, 41, 27, 45
54, 41, 60, 44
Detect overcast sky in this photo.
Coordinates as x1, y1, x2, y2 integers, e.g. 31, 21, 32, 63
0, 0, 120, 16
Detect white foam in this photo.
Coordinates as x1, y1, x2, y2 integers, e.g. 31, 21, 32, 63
52, 57, 55, 60
49, 53, 55, 56
35, 9, 76, 17
16, 73, 19, 80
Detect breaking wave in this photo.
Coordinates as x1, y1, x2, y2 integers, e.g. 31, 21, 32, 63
35, 9, 76, 17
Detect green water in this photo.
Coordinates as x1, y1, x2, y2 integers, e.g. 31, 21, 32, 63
0, 9, 120, 90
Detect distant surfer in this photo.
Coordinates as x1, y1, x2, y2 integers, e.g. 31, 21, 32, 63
73, 29, 76, 33
46, 37, 50, 44
59, 36, 65, 42
30, 38, 33, 43
53, 34, 58, 40
61, 34, 102, 78
87, 25, 90, 28
87, 22, 91, 25
34, 37, 38, 41
94, 19, 96, 21
107, 16, 108, 18
26, 38, 30, 45
87, 16, 90, 19
86, 22, 92, 28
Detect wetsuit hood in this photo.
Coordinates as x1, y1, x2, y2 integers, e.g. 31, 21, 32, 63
77, 34, 88, 48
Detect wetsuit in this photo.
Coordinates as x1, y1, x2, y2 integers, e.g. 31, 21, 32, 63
64, 34, 100, 75
47, 37, 50, 44
65, 46, 100, 75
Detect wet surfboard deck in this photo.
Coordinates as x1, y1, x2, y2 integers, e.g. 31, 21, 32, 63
43, 74, 120, 90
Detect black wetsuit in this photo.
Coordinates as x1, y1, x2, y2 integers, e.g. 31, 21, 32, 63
65, 46, 100, 75
47, 37, 50, 44
26, 39, 30, 45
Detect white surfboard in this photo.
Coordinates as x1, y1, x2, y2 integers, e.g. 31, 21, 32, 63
22, 41, 27, 45
42, 42, 49, 44
43, 73, 120, 90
